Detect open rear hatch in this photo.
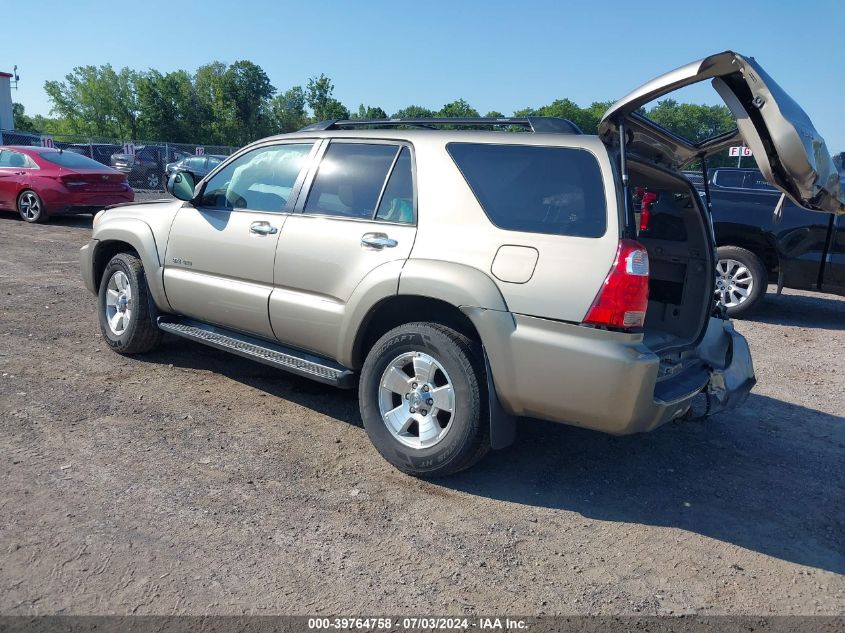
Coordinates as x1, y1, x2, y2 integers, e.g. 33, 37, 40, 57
599, 50, 845, 215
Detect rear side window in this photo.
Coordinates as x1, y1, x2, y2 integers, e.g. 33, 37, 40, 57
375, 147, 414, 224
305, 143, 398, 219
447, 143, 606, 237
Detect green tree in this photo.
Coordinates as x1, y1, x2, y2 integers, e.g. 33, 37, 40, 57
306, 73, 349, 121
351, 104, 388, 120
646, 99, 734, 143
271, 86, 308, 133
438, 99, 479, 118
12, 103, 39, 132
221, 60, 275, 144
43, 64, 141, 138
391, 105, 435, 118
484, 110, 505, 118
194, 62, 229, 144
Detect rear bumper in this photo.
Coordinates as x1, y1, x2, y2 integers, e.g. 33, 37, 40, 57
44, 190, 134, 215
468, 310, 755, 435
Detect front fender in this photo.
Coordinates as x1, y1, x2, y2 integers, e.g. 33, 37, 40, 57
90, 217, 172, 312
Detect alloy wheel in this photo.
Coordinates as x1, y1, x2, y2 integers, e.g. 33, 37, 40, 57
145, 172, 161, 189
105, 270, 133, 335
19, 192, 41, 221
715, 258, 754, 308
377, 351, 456, 449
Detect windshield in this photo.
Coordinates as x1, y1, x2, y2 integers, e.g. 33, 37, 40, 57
40, 151, 109, 169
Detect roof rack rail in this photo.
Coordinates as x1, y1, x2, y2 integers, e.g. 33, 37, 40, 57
298, 116, 582, 135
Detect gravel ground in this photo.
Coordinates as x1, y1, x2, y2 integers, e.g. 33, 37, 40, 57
0, 209, 843, 616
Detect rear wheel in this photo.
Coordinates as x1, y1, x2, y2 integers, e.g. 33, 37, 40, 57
715, 246, 767, 317
17, 190, 47, 223
359, 323, 490, 477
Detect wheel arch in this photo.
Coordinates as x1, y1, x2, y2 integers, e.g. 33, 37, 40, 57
91, 218, 172, 312
348, 260, 516, 451
713, 223, 779, 277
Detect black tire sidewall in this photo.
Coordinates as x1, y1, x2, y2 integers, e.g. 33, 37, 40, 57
717, 246, 767, 318
359, 326, 483, 476
97, 256, 145, 351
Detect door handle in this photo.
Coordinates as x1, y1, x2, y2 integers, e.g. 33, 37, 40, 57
250, 221, 278, 235
361, 232, 398, 249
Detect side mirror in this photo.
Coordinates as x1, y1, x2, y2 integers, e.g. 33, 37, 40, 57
167, 171, 195, 201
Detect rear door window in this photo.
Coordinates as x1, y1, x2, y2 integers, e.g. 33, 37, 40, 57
447, 143, 606, 237
375, 147, 414, 224
304, 143, 399, 219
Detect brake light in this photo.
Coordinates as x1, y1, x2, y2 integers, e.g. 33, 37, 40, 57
582, 239, 650, 330
640, 191, 658, 231
60, 175, 89, 187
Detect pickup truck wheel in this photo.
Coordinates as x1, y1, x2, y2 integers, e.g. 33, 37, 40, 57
97, 253, 162, 354
715, 246, 767, 318
359, 323, 490, 478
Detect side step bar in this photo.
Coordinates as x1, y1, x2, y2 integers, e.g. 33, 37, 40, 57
157, 317, 356, 388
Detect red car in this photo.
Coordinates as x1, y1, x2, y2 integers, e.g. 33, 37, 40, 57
0, 146, 134, 223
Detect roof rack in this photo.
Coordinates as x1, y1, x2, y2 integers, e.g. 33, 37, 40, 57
298, 116, 582, 135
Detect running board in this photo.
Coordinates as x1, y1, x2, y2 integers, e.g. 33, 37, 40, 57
157, 317, 355, 388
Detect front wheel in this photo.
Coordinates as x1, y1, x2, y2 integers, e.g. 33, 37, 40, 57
359, 323, 490, 477
18, 190, 47, 223
97, 253, 162, 354
715, 246, 767, 318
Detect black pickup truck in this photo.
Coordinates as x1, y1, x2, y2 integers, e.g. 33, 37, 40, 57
687, 168, 845, 316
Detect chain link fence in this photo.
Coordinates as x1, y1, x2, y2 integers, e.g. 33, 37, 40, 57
0, 129, 238, 191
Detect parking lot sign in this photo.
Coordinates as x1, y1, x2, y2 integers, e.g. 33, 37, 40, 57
729, 146, 753, 157
40, 135, 54, 149
122, 142, 135, 156
195, 147, 205, 156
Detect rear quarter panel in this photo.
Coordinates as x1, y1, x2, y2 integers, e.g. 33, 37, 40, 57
409, 135, 620, 322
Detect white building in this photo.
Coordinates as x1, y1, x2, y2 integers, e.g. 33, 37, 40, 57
0, 72, 14, 130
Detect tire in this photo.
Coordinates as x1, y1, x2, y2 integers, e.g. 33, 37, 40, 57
715, 245, 767, 318
17, 190, 47, 223
359, 322, 490, 477
97, 253, 162, 354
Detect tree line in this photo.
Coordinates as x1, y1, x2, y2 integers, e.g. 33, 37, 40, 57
13, 60, 737, 165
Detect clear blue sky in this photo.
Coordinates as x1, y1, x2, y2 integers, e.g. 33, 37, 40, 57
1, 0, 843, 149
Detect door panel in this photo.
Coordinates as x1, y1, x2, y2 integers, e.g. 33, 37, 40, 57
270, 216, 416, 357
163, 208, 284, 338
0, 168, 21, 209
162, 141, 317, 338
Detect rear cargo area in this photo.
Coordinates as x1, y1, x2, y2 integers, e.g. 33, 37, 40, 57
629, 161, 714, 354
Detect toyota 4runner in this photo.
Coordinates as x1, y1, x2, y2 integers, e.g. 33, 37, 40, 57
80, 51, 844, 476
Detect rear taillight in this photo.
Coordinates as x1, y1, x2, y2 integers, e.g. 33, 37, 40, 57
60, 175, 88, 187
640, 191, 658, 231
582, 239, 650, 330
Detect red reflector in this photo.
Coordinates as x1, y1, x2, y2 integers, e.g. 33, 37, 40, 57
582, 240, 650, 330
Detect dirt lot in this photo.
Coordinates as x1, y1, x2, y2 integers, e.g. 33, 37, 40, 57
0, 207, 843, 616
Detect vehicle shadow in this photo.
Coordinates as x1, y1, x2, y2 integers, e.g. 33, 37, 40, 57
143, 338, 364, 428
446, 394, 845, 575
143, 340, 844, 575
751, 287, 845, 330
